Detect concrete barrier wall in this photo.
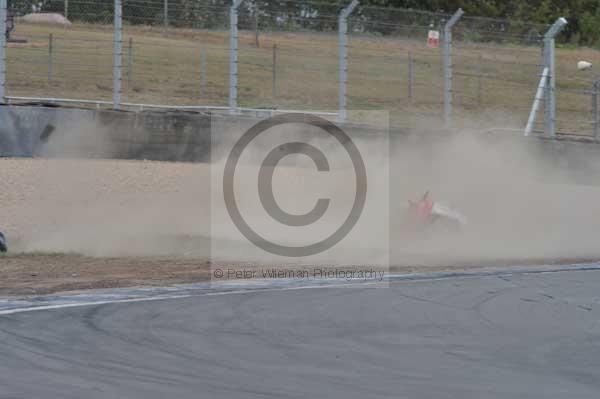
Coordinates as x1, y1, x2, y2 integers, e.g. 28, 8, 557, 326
0, 104, 382, 163
0, 105, 211, 162
1, 104, 600, 185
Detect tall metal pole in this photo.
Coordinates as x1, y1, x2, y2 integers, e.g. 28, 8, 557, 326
543, 17, 567, 137
593, 80, 599, 139
0, 0, 6, 102
48, 33, 53, 82
272, 44, 277, 98
200, 47, 207, 97
127, 37, 133, 87
524, 67, 550, 136
476, 53, 482, 106
113, 0, 123, 109
338, 0, 359, 123
163, 0, 168, 35
407, 51, 413, 100
442, 8, 463, 129
254, 8, 259, 48
229, 0, 243, 114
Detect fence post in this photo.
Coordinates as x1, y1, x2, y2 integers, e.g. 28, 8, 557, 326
64, 0, 69, 19
543, 17, 567, 137
593, 80, 599, 139
407, 51, 412, 100
127, 37, 133, 87
113, 0, 122, 109
229, 0, 243, 114
477, 53, 482, 106
254, 8, 259, 48
524, 66, 549, 136
272, 44, 277, 98
442, 8, 463, 129
48, 33, 53, 82
200, 47, 206, 97
0, 0, 6, 102
163, 0, 168, 36
338, 0, 359, 123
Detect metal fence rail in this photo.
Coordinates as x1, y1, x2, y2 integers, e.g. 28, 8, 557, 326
1, 0, 596, 136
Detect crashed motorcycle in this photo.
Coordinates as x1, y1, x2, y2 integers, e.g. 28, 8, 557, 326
400, 191, 467, 237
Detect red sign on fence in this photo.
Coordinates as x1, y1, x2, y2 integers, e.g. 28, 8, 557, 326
427, 30, 440, 48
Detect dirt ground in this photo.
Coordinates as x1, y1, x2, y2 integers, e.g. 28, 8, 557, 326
0, 254, 211, 296
0, 157, 209, 255
2, 252, 598, 297
3, 152, 600, 298
0, 157, 211, 296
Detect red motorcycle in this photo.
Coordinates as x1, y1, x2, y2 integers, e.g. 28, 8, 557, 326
403, 191, 467, 236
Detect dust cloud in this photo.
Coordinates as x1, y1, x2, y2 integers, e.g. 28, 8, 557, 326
3, 116, 600, 268
390, 130, 600, 265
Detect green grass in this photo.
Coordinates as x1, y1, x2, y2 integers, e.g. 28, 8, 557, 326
7, 22, 600, 134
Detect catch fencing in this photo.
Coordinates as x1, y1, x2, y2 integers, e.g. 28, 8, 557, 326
0, 0, 598, 136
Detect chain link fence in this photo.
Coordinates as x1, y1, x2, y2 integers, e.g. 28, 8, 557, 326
452, 16, 547, 130
346, 7, 446, 122
6, 0, 114, 104
2, 0, 599, 135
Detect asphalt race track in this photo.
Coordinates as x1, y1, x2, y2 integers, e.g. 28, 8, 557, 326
1, 270, 600, 398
